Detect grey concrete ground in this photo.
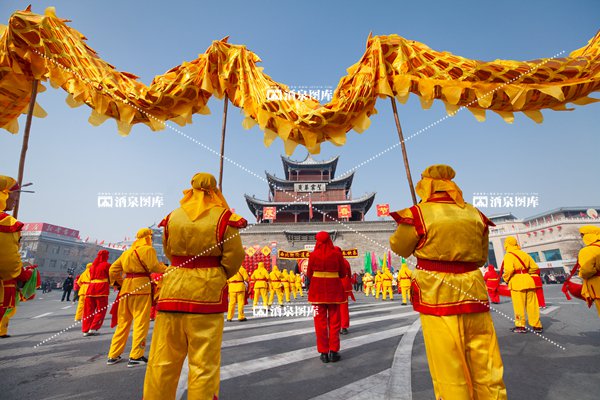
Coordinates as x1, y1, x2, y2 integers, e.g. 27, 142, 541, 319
0, 285, 598, 399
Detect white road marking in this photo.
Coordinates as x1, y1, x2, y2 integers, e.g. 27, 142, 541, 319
32, 312, 53, 319
222, 311, 418, 348
541, 305, 560, 314
310, 369, 391, 400
220, 326, 408, 381
386, 318, 422, 399
224, 307, 402, 332
61, 306, 72, 310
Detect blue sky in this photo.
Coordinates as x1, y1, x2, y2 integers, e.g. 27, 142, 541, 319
1, 0, 599, 242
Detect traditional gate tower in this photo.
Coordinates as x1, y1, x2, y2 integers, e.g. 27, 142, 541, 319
245, 154, 375, 223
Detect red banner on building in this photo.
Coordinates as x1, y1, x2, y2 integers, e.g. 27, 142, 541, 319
376, 203, 390, 217
337, 204, 351, 219
263, 206, 276, 220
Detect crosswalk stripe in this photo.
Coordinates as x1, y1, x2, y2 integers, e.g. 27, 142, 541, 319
223, 306, 405, 332
220, 326, 408, 381
222, 310, 418, 348
541, 305, 560, 314
32, 312, 53, 319
310, 369, 391, 400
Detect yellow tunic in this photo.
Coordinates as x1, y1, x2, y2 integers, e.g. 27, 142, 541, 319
109, 245, 166, 295
251, 265, 269, 289
389, 196, 491, 315
579, 242, 600, 307
501, 248, 538, 291
157, 207, 246, 313
228, 266, 249, 293
398, 265, 412, 289
0, 213, 22, 280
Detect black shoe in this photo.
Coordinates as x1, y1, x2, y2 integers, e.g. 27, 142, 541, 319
0, 335, 11, 339
340, 328, 348, 335
401, 302, 407, 305
533, 327, 543, 334
510, 327, 527, 334
107, 356, 122, 365
320, 353, 329, 363
239, 318, 247, 322
226, 319, 232, 322
127, 356, 148, 368
329, 351, 341, 362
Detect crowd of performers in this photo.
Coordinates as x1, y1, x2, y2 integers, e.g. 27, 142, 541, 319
1, 168, 600, 400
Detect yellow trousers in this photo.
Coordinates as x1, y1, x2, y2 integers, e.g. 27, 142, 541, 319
296, 284, 303, 297
382, 286, 394, 300
420, 312, 507, 400
401, 287, 411, 304
108, 294, 152, 359
375, 283, 382, 298
0, 307, 16, 336
365, 284, 375, 296
144, 312, 223, 400
510, 289, 541, 328
74, 294, 85, 321
253, 288, 268, 307
227, 291, 246, 320
283, 286, 291, 302
268, 288, 283, 306
595, 299, 600, 318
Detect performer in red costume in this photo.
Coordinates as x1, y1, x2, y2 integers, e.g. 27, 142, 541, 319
483, 265, 501, 304
307, 231, 347, 363
82, 250, 111, 336
339, 256, 355, 335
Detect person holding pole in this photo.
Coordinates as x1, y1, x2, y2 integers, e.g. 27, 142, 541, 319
0, 176, 23, 303
389, 164, 506, 400
143, 173, 245, 400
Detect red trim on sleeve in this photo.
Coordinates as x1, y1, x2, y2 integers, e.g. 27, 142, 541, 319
227, 217, 248, 229
390, 211, 414, 225
0, 216, 24, 233
159, 213, 171, 243
408, 205, 427, 249
217, 209, 232, 245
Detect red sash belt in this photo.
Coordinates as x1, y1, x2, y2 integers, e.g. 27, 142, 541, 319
515, 269, 529, 274
170, 255, 222, 268
254, 278, 267, 281
400, 277, 410, 280
417, 259, 480, 273
125, 273, 150, 279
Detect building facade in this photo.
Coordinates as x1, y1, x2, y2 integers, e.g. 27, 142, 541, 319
245, 155, 376, 223
488, 207, 600, 273
19, 222, 123, 282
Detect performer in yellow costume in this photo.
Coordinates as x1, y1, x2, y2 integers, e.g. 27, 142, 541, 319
397, 261, 412, 305
578, 226, 600, 317
501, 236, 542, 333
251, 262, 269, 307
143, 173, 245, 400
389, 165, 506, 400
363, 272, 374, 296
268, 265, 284, 306
74, 263, 91, 321
0, 176, 23, 302
381, 266, 394, 300
227, 265, 249, 321
374, 270, 383, 299
295, 272, 304, 297
281, 269, 292, 303
289, 270, 298, 300
107, 228, 166, 366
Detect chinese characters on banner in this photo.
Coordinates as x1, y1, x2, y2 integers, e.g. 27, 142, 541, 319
337, 204, 351, 219
293, 183, 327, 192
261, 246, 271, 256
278, 248, 358, 259
263, 206, 276, 220
376, 204, 390, 217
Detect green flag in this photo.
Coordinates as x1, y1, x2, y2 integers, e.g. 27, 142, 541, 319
364, 252, 372, 274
